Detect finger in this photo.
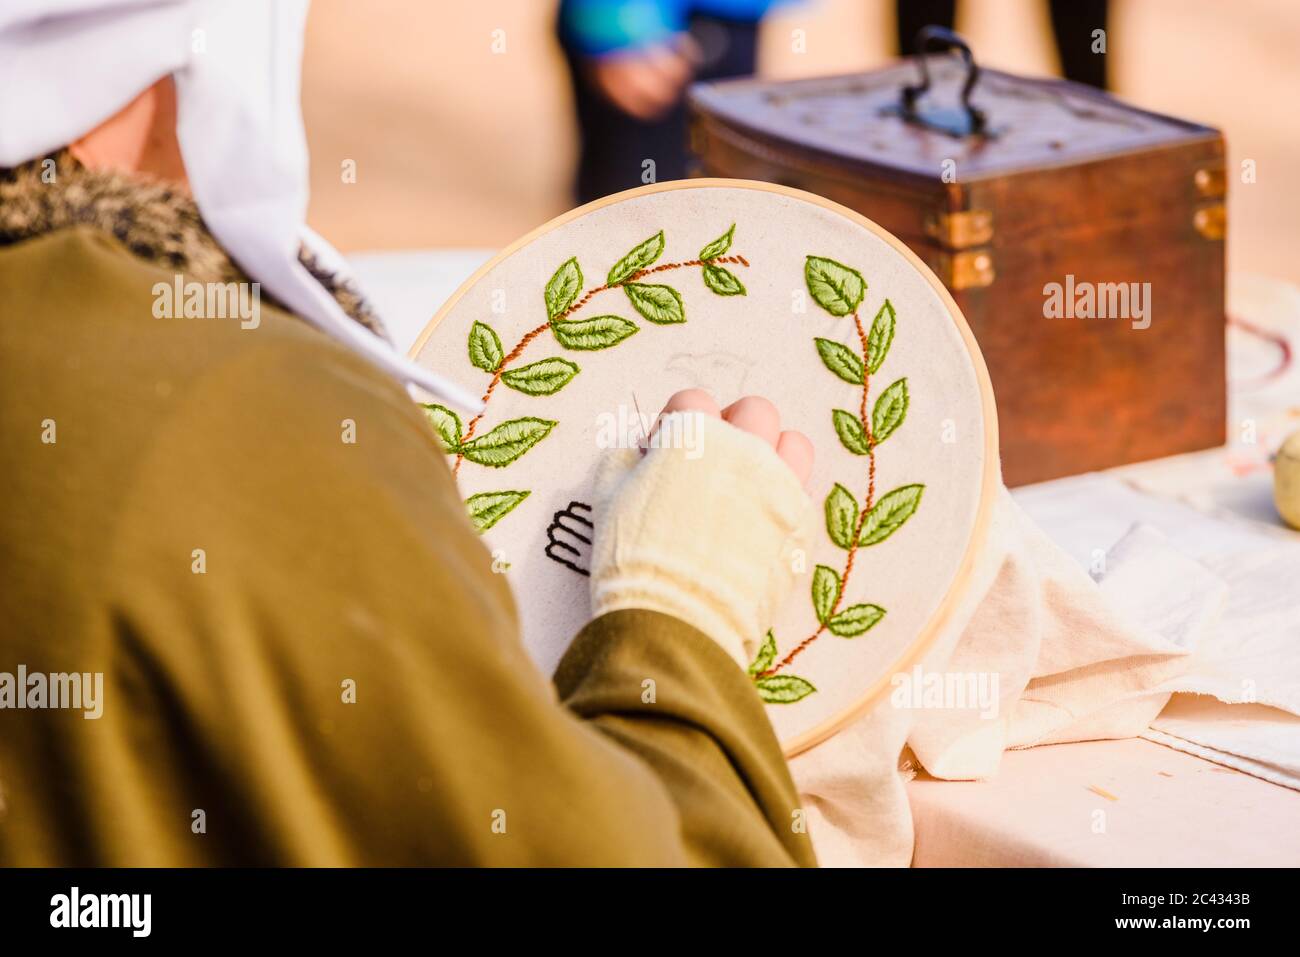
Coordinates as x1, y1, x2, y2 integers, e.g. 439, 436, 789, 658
776, 430, 815, 487
596, 70, 660, 121
721, 395, 781, 449
643, 44, 692, 87
673, 33, 703, 68
661, 388, 720, 417
648, 389, 718, 453
602, 53, 682, 119
623, 64, 680, 117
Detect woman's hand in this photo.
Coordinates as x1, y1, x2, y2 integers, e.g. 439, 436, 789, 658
647, 388, 814, 485
588, 389, 815, 668
585, 37, 699, 121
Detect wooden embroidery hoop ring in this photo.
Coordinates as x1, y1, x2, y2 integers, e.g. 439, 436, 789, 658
410, 178, 1000, 758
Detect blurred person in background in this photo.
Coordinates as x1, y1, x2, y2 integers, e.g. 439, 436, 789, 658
557, 0, 792, 202
896, 0, 1110, 88
557, 0, 1107, 208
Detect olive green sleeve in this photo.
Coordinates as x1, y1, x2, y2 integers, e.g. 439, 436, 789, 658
0, 229, 814, 866
177, 339, 815, 866
555, 610, 817, 866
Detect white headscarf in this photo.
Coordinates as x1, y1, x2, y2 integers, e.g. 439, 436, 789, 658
0, 0, 481, 411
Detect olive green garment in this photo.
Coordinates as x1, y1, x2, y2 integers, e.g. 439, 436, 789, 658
0, 227, 815, 867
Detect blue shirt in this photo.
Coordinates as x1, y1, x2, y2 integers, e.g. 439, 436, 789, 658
559, 0, 791, 56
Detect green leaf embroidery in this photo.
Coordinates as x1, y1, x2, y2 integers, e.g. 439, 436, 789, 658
832, 409, 871, 455
824, 483, 859, 550
748, 630, 777, 676
500, 357, 580, 396
872, 378, 909, 444
867, 299, 896, 373
699, 223, 735, 261
815, 338, 864, 385
805, 255, 866, 317
468, 321, 504, 372
545, 257, 583, 320
812, 565, 841, 623
459, 417, 557, 468
859, 484, 924, 546
826, 603, 885, 637
702, 264, 746, 296
754, 674, 817, 704
624, 283, 685, 325
607, 231, 664, 286
551, 315, 639, 351
466, 490, 530, 532
421, 403, 463, 451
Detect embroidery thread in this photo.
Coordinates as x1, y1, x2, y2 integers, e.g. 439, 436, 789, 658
545, 501, 594, 575
466, 490, 530, 532
749, 255, 925, 704
427, 225, 749, 532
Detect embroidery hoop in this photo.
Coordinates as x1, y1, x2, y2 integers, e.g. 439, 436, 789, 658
410, 179, 999, 756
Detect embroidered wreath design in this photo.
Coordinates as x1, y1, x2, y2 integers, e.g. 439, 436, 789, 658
421, 224, 748, 530
747, 256, 924, 704
424, 234, 924, 706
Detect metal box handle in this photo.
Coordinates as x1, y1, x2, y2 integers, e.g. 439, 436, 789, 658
898, 26, 989, 138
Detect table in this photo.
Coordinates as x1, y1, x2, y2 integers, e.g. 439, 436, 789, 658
910, 738, 1300, 867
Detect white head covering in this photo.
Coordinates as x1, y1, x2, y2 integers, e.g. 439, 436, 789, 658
0, 0, 482, 411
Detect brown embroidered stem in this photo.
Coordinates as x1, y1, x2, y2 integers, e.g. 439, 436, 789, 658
562, 284, 611, 318
763, 310, 877, 677
452, 256, 750, 474
639, 254, 749, 275
453, 321, 552, 472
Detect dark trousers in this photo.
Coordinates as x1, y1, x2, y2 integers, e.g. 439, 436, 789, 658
896, 0, 1110, 89
559, 15, 759, 204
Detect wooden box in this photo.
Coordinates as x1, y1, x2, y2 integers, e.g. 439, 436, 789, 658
688, 50, 1227, 486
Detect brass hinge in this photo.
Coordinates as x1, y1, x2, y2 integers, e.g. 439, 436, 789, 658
924, 209, 994, 249
930, 249, 995, 290
1193, 203, 1226, 240
1194, 166, 1227, 198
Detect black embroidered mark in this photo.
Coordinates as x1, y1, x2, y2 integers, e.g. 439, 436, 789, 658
545, 502, 593, 576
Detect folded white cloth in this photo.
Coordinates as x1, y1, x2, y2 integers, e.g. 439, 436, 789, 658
908, 516, 1216, 779
791, 486, 1014, 867
1146, 697, 1300, 792
1020, 475, 1300, 742
793, 475, 1300, 867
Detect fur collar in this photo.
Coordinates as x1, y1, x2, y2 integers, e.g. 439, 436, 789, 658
0, 150, 387, 339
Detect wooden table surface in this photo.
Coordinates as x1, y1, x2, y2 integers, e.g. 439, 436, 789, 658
909, 738, 1300, 867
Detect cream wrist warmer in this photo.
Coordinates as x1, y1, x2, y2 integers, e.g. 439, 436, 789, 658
589, 412, 813, 668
